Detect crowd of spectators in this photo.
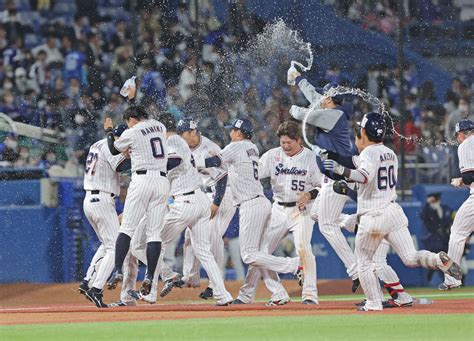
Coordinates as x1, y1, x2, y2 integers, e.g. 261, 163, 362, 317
0, 0, 472, 186
329, 0, 474, 36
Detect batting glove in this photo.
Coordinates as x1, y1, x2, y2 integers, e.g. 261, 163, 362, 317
287, 65, 301, 86
333, 180, 349, 195
451, 177, 463, 188
323, 160, 345, 175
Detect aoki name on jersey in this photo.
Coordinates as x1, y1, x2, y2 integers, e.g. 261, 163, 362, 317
275, 163, 307, 176
140, 125, 164, 136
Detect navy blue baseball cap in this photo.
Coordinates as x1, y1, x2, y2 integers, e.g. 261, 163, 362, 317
113, 124, 127, 137
455, 119, 474, 134
357, 112, 386, 141
176, 117, 199, 134
225, 118, 254, 135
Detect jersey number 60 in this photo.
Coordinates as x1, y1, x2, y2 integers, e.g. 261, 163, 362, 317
377, 165, 396, 190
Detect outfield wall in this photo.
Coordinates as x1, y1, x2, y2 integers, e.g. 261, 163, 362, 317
0, 179, 472, 287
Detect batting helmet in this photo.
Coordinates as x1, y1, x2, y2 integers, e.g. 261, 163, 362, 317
358, 112, 386, 142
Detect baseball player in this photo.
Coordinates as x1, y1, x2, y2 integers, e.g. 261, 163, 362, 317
233, 121, 321, 305
196, 118, 304, 302
287, 65, 360, 291
130, 112, 234, 306
104, 105, 170, 298
159, 118, 235, 300
324, 112, 462, 311
81, 125, 129, 307
440, 119, 474, 290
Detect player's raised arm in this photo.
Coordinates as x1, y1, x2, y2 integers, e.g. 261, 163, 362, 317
287, 64, 322, 105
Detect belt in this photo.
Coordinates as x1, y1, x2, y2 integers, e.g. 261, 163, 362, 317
136, 170, 166, 177
90, 190, 115, 197
237, 195, 261, 207
172, 190, 198, 200
277, 201, 297, 207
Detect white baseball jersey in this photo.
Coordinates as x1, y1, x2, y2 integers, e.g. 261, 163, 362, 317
354, 143, 398, 215
458, 135, 474, 194
221, 140, 264, 205
114, 119, 168, 173
192, 135, 227, 188
83, 139, 126, 195
259, 146, 321, 202
167, 134, 202, 196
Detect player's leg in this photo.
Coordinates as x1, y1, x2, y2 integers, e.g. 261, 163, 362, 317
80, 244, 105, 293
117, 252, 139, 306
292, 209, 318, 303
189, 193, 232, 305
141, 177, 170, 295
237, 205, 290, 304
111, 177, 152, 285
239, 197, 300, 274
317, 183, 358, 280
443, 196, 474, 288
355, 214, 385, 311
373, 240, 412, 306
182, 228, 202, 287
228, 237, 245, 280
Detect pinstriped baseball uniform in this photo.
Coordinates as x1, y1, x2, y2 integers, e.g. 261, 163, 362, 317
114, 119, 170, 243
182, 135, 236, 287
310, 177, 357, 279
340, 214, 412, 304
220, 140, 300, 276
354, 143, 443, 310
155, 134, 233, 304
237, 146, 321, 303
444, 135, 474, 287
83, 139, 125, 290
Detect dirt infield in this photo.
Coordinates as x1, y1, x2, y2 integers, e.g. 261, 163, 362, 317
1, 280, 473, 325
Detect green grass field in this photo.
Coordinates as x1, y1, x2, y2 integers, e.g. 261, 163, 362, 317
2, 288, 473, 340
2, 314, 473, 341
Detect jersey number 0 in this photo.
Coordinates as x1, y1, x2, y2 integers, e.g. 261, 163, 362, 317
150, 137, 164, 158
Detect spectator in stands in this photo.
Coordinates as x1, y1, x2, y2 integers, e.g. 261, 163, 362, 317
37, 150, 57, 170
0, 133, 19, 165
445, 97, 474, 140
32, 34, 64, 66
420, 192, 453, 282
28, 49, 48, 92
0, 89, 20, 120
14, 145, 32, 167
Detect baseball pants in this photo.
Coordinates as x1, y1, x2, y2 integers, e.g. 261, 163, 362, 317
444, 194, 474, 286
238, 203, 317, 302
156, 190, 233, 303
356, 203, 442, 310
83, 191, 120, 290
311, 178, 357, 279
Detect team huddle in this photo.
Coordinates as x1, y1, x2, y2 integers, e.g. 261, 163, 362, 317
78, 64, 472, 311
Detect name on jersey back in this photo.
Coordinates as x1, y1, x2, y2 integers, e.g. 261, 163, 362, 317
140, 125, 164, 136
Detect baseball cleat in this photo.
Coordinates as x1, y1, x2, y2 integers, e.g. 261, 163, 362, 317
108, 300, 137, 307
438, 252, 462, 281
357, 304, 382, 312
86, 289, 108, 308
382, 299, 413, 308
127, 289, 144, 301
302, 299, 318, 305
355, 299, 366, 307
232, 298, 247, 304
352, 278, 361, 293
215, 300, 233, 306
78, 280, 89, 295
294, 266, 304, 287
160, 275, 185, 297
106, 270, 123, 290
438, 282, 461, 291
199, 287, 213, 300
266, 298, 290, 306
140, 277, 152, 296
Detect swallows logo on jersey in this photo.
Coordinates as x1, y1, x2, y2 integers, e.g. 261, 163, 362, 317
275, 163, 307, 176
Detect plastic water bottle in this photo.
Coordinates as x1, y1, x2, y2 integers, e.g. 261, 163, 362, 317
415, 298, 433, 305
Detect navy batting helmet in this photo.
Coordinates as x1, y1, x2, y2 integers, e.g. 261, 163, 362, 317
358, 112, 386, 142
